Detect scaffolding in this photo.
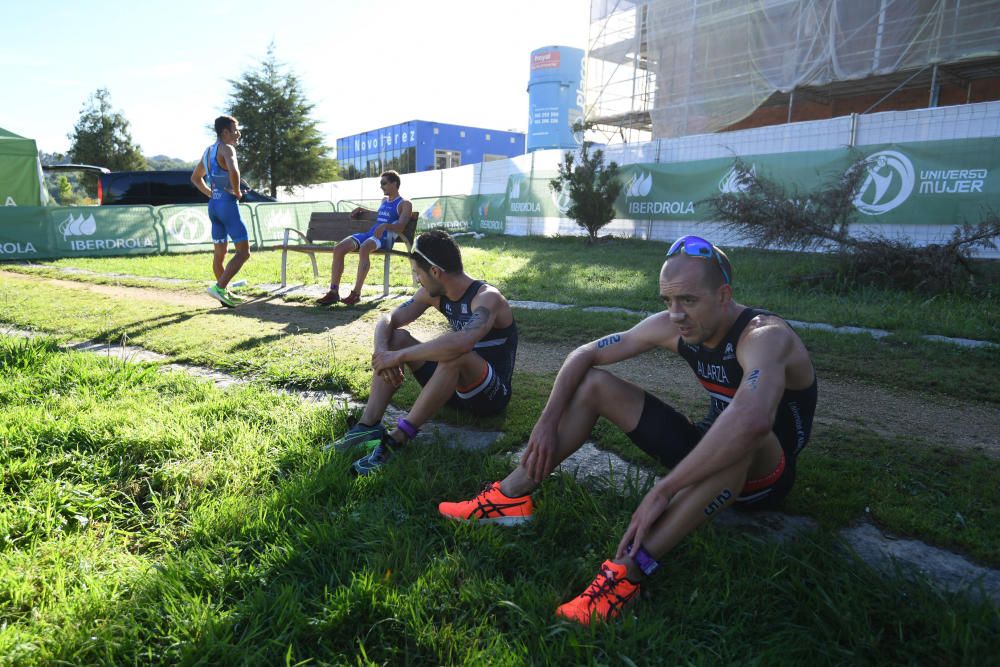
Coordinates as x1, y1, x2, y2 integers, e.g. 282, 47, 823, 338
585, 0, 655, 144
584, 0, 1000, 142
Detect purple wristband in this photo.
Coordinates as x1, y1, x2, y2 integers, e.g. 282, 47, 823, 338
628, 543, 660, 577
397, 417, 420, 440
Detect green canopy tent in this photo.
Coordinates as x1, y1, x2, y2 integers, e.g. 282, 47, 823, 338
0, 127, 48, 206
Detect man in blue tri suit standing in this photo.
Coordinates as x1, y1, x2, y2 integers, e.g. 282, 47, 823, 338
316, 170, 413, 306
330, 230, 518, 477
191, 115, 251, 308
438, 235, 818, 625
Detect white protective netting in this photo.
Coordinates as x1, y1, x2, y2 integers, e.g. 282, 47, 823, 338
638, 0, 1000, 138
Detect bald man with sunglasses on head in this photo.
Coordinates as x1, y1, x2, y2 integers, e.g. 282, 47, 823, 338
438, 235, 818, 625
332, 230, 518, 477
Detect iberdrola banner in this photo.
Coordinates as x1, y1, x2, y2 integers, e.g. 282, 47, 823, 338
469, 193, 508, 234
503, 137, 1000, 227
505, 170, 568, 219
1, 137, 996, 259
615, 150, 851, 221
0, 206, 161, 260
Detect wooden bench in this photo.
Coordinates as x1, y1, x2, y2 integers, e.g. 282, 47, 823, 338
280, 210, 420, 296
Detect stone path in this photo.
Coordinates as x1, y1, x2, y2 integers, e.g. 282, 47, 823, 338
5, 325, 998, 605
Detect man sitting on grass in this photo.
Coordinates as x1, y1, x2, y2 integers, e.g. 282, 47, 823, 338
316, 170, 413, 307
438, 235, 818, 625
332, 230, 518, 476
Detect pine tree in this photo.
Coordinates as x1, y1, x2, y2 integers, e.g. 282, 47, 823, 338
225, 45, 337, 197
56, 175, 77, 205
550, 140, 623, 244
67, 88, 147, 171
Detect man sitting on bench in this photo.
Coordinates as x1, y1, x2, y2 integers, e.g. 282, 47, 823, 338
316, 169, 413, 306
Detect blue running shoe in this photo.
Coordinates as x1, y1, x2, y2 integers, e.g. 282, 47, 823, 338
327, 421, 386, 453
351, 433, 403, 476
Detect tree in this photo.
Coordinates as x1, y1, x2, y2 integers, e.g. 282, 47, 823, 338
225, 45, 336, 197
67, 88, 147, 171
56, 175, 77, 205
549, 140, 623, 244
38, 151, 67, 166
146, 155, 197, 171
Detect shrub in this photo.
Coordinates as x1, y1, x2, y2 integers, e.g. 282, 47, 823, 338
550, 142, 624, 244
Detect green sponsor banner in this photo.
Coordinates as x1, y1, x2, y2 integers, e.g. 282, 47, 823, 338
470, 193, 507, 234
414, 196, 469, 231
501, 138, 999, 227
413, 194, 508, 233
254, 201, 334, 246
0, 201, 350, 260
49, 206, 160, 257
616, 138, 1000, 224
158, 203, 260, 252
0, 206, 160, 260
616, 150, 851, 221
0, 206, 49, 259
412, 197, 440, 227
851, 138, 999, 224
505, 171, 568, 218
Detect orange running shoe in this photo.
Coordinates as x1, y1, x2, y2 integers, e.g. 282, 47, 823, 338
438, 481, 533, 526
556, 560, 640, 625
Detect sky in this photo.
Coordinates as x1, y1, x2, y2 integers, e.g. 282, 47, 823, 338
1, 0, 591, 161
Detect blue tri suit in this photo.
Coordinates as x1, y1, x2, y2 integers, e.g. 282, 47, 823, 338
350, 195, 403, 250
202, 142, 249, 244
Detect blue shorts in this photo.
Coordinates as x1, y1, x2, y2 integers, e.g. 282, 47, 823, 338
209, 194, 248, 244
350, 231, 393, 251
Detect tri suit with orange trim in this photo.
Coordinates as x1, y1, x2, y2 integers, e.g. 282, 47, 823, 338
626, 307, 817, 508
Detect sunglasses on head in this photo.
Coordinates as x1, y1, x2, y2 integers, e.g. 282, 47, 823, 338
411, 236, 444, 271
666, 235, 731, 285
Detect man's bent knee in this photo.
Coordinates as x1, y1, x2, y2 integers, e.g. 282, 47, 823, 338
387, 328, 420, 351
577, 368, 630, 405
575, 368, 646, 427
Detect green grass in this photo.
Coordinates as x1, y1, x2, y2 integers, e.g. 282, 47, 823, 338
2, 336, 997, 665
788, 427, 1000, 564
3, 256, 999, 405
0, 274, 383, 397
8, 236, 1000, 340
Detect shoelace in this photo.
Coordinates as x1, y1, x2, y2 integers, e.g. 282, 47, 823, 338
581, 567, 617, 601
370, 443, 390, 463
476, 481, 499, 497
471, 482, 515, 516
581, 567, 634, 611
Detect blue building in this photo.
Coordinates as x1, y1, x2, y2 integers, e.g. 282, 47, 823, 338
336, 121, 525, 180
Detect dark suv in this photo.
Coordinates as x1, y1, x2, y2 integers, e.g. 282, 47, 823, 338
99, 169, 275, 205
41, 165, 275, 206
